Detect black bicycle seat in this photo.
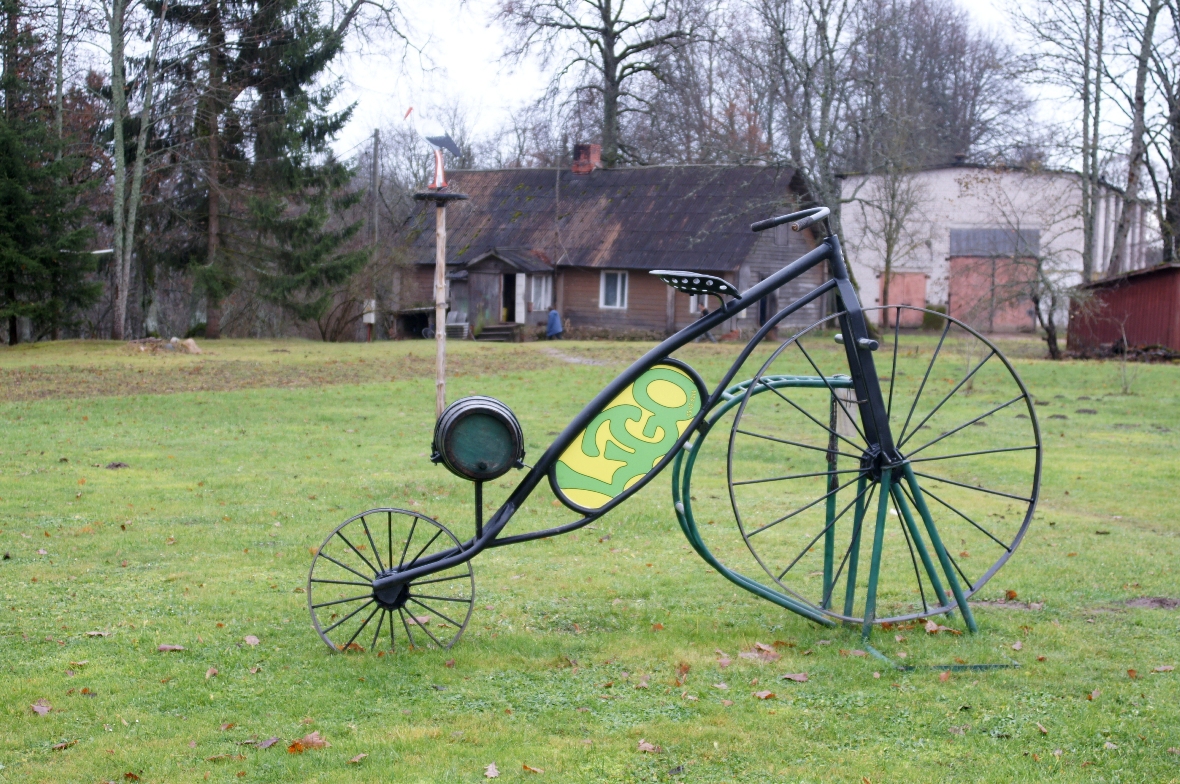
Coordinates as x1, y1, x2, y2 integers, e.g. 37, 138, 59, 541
650, 270, 739, 298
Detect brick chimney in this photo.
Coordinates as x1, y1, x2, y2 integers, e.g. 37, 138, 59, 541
571, 143, 602, 174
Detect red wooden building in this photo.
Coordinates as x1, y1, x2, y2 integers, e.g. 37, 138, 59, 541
1067, 263, 1180, 352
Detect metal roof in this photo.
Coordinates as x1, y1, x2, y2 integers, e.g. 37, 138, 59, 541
402, 165, 809, 273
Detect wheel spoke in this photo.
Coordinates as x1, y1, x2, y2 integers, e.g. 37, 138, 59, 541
360, 516, 385, 573
387, 511, 394, 573
411, 572, 474, 587
408, 597, 465, 629
735, 428, 862, 462
398, 518, 417, 569
794, 339, 868, 443
370, 605, 386, 652
910, 483, 1012, 551
311, 577, 373, 587
894, 490, 929, 614
907, 445, 1039, 464
410, 593, 473, 604
406, 529, 444, 569
904, 395, 1024, 458
403, 604, 447, 647
316, 552, 376, 582
755, 377, 865, 454
886, 307, 901, 419
312, 593, 372, 609
398, 607, 417, 649
776, 479, 874, 580
732, 467, 862, 487
911, 470, 1033, 503
748, 472, 866, 537
899, 318, 951, 444
343, 604, 381, 650
323, 599, 374, 634
336, 531, 379, 575
389, 608, 397, 651
899, 350, 996, 449
824, 483, 877, 609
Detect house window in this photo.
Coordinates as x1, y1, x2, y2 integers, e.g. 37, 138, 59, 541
600, 271, 628, 309
531, 275, 552, 310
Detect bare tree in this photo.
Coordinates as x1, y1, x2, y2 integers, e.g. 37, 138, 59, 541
1010, 0, 1107, 282
848, 163, 931, 328
971, 170, 1086, 360
496, 0, 699, 167
103, 0, 169, 340
1106, 0, 1164, 275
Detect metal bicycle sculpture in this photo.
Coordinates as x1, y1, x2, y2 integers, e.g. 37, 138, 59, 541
307, 207, 1042, 653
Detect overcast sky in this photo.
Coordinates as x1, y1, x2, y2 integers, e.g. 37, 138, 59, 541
330, 0, 1013, 159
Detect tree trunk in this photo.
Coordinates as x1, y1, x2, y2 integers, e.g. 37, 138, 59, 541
602, 53, 620, 168
204, 36, 222, 339
1107, 0, 1161, 276
108, 0, 129, 340
54, 0, 63, 158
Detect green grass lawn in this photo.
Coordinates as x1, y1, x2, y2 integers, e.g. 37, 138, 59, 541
1, 337, 1179, 783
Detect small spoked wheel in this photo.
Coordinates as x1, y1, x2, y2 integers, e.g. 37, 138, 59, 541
307, 508, 474, 653
722, 306, 1041, 626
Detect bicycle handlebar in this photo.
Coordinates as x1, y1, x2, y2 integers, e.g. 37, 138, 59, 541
750, 206, 831, 234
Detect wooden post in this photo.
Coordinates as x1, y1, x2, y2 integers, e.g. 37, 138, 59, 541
414, 189, 467, 420
434, 202, 447, 417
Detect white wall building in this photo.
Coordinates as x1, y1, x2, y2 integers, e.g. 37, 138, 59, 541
839, 162, 1155, 331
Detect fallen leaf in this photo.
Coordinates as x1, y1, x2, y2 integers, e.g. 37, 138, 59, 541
220, 723, 235, 731
1037, 655, 1046, 662
52, 739, 77, 750
1127, 669, 1138, 679
85, 631, 110, 637
445, 659, 455, 668
1037, 722, 1049, 735
651, 623, 664, 631
124, 774, 140, 781
157, 644, 184, 652
948, 725, 966, 736
676, 661, 690, 678
895, 634, 906, 643
1104, 742, 1118, 750
637, 739, 662, 753
721, 699, 734, 706
348, 753, 368, 764
1005, 589, 1018, 600
1012, 641, 1023, 651
780, 673, 809, 683
31, 699, 51, 716
485, 762, 500, 778
206, 667, 218, 680
243, 635, 259, 646
522, 764, 544, 773
939, 671, 951, 682
1154, 665, 1174, 672
38, 548, 47, 555
1088, 689, 1100, 700
712, 682, 728, 689
299, 731, 328, 749
925, 619, 939, 634
413, 616, 430, 626
753, 690, 776, 699
287, 741, 305, 753
258, 737, 280, 749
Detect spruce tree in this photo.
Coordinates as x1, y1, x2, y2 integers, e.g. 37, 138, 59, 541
0, 0, 95, 344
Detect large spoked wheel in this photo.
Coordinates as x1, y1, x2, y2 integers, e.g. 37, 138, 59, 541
307, 508, 475, 653
724, 306, 1041, 625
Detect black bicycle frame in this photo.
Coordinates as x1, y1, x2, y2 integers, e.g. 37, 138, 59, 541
371, 232, 895, 595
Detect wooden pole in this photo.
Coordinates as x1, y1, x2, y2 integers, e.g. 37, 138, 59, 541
434, 202, 447, 417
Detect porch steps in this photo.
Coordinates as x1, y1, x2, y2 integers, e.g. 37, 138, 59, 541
475, 324, 519, 343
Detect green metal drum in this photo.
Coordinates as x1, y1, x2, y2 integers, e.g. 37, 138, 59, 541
431, 396, 525, 481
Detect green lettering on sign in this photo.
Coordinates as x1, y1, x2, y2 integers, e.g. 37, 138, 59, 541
555, 365, 700, 509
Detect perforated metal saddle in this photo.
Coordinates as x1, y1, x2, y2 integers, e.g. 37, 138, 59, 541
650, 270, 739, 298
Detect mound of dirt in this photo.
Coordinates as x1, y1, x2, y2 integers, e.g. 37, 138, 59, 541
1125, 597, 1180, 610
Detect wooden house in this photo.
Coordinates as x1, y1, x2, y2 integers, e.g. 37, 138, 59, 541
395, 146, 822, 339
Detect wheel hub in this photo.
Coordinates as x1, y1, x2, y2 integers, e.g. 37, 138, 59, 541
373, 574, 411, 610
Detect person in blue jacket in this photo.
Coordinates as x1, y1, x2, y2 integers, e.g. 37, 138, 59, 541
546, 306, 564, 339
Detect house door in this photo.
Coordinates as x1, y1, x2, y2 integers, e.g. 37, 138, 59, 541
502, 275, 516, 323
757, 274, 778, 326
